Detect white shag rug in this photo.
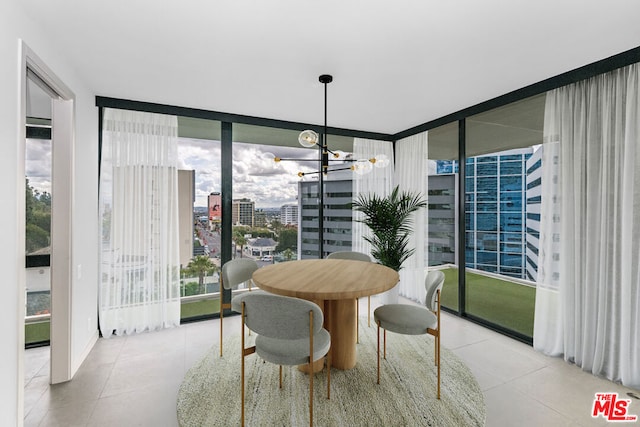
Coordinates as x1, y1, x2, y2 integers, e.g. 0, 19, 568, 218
177, 318, 485, 426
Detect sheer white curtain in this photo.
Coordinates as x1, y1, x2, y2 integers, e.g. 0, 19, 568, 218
395, 132, 429, 303
99, 108, 181, 337
534, 63, 640, 388
352, 138, 396, 303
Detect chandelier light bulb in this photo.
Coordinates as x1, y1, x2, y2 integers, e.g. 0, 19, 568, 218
353, 159, 373, 175
298, 130, 319, 148
264, 152, 280, 163
333, 150, 347, 160
373, 153, 390, 168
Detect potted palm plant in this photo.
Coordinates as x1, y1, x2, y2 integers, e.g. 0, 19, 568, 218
352, 185, 427, 272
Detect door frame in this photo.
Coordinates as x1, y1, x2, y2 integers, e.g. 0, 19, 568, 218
20, 40, 75, 386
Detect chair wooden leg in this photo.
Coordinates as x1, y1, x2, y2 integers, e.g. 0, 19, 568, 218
279, 365, 283, 389
436, 289, 441, 399
327, 352, 331, 400
241, 304, 245, 427
376, 322, 380, 384
356, 299, 359, 344
367, 296, 371, 327
436, 331, 441, 400
220, 300, 224, 357
309, 310, 314, 427
383, 329, 387, 359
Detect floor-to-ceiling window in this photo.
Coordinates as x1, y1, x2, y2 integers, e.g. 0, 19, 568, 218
230, 124, 356, 261
426, 122, 459, 311
423, 95, 545, 340
174, 117, 223, 321
462, 94, 544, 340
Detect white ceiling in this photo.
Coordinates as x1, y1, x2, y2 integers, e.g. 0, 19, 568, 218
20, 0, 640, 135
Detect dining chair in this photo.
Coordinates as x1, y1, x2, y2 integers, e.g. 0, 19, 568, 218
236, 292, 331, 427
326, 251, 372, 343
219, 258, 260, 357
374, 269, 445, 399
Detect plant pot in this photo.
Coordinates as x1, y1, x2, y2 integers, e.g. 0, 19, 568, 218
378, 283, 399, 305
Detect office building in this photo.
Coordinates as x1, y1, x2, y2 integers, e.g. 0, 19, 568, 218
427, 174, 457, 266
298, 168, 353, 259
232, 198, 255, 227
435, 148, 535, 279
207, 192, 221, 231
280, 204, 298, 226
254, 209, 267, 228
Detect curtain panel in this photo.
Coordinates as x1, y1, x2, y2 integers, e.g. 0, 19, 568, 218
352, 138, 396, 303
99, 108, 181, 337
534, 63, 640, 388
395, 132, 429, 303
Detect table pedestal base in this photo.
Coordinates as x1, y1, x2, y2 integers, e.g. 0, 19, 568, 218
325, 298, 357, 369
297, 298, 358, 372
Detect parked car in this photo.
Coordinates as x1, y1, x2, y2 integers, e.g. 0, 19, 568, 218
260, 255, 273, 262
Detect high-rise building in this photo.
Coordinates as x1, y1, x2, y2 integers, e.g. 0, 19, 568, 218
207, 192, 221, 231
232, 198, 255, 227
427, 174, 457, 266
280, 204, 298, 226
435, 148, 535, 279
254, 209, 267, 228
298, 168, 353, 259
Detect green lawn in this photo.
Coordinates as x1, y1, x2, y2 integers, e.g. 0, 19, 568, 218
180, 298, 221, 319
27, 270, 535, 344
25, 322, 51, 345
25, 298, 223, 345
440, 267, 535, 337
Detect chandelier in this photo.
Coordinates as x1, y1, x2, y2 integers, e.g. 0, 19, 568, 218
272, 74, 390, 177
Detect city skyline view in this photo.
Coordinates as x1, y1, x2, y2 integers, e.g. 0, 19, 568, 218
25, 135, 348, 210
177, 137, 348, 208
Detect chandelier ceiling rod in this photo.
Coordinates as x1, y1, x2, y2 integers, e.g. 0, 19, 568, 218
318, 74, 332, 258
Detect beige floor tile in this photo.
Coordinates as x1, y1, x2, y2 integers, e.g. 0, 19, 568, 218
485, 382, 570, 427
24, 306, 640, 426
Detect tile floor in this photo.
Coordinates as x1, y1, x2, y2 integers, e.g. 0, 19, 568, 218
24, 298, 640, 426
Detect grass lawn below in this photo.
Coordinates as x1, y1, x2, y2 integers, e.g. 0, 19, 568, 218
440, 267, 535, 338
25, 298, 223, 345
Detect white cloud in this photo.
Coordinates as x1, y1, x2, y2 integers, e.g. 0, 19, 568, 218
178, 137, 334, 208
25, 139, 52, 194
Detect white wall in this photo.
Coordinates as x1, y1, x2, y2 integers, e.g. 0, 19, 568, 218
1, 2, 99, 424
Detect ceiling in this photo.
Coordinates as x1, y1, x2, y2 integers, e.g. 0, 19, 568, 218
19, 1, 640, 137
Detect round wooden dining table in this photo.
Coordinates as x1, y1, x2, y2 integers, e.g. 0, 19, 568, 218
252, 258, 399, 370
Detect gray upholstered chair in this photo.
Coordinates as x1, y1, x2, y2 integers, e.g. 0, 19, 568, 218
236, 292, 331, 427
326, 251, 372, 342
219, 258, 260, 357
374, 269, 445, 399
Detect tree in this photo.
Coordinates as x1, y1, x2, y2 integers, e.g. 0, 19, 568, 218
25, 178, 51, 254
275, 228, 297, 252
270, 218, 284, 234
282, 248, 295, 261
233, 230, 247, 258
184, 255, 217, 294
352, 185, 427, 271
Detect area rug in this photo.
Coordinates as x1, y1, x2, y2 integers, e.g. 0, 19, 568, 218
177, 318, 485, 426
